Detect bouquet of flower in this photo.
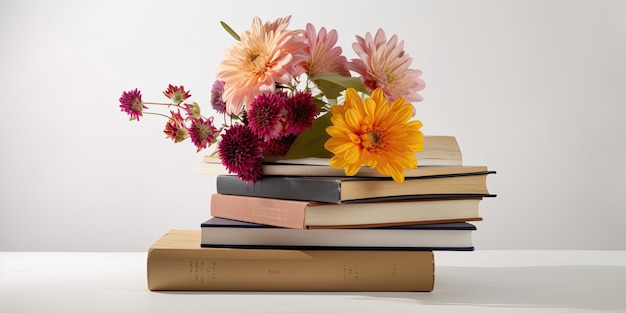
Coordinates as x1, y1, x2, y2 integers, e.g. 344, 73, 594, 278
119, 16, 426, 184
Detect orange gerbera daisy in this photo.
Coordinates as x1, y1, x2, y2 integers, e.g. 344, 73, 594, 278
324, 88, 424, 183
216, 16, 308, 115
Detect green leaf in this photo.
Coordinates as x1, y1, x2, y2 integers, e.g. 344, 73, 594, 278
220, 21, 240, 41
311, 97, 328, 111
312, 73, 368, 99
283, 112, 334, 159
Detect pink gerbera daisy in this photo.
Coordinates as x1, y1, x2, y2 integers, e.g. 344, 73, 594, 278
349, 29, 425, 103
216, 16, 308, 115
301, 23, 350, 77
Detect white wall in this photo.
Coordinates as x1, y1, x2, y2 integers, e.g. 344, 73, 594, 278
1, 0, 624, 251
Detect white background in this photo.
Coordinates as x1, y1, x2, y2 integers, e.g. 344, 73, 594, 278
1, 0, 624, 252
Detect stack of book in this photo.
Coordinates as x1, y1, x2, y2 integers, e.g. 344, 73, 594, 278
146, 136, 496, 291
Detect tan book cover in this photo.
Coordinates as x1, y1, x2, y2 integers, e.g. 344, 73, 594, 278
210, 193, 483, 229
147, 230, 434, 291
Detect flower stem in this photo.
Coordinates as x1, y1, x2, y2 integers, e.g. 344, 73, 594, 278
143, 101, 177, 106
143, 112, 171, 119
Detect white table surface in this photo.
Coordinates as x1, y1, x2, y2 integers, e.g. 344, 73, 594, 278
1, 250, 625, 313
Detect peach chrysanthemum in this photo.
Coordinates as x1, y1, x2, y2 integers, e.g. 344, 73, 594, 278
216, 16, 308, 115
349, 29, 425, 103
301, 23, 350, 77
324, 88, 424, 183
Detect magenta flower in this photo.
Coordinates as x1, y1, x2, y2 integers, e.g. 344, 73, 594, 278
182, 102, 201, 120
218, 124, 263, 184
163, 110, 188, 143
247, 93, 286, 141
119, 89, 146, 121
349, 29, 425, 103
188, 117, 218, 152
210, 80, 227, 114
262, 134, 297, 156
163, 84, 191, 105
302, 23, 350, 77
117, 19, 429, 185
284, 91, 317, 135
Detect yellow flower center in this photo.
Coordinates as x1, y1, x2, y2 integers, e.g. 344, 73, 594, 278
384, 68, 394, 84
131, 99, 143, 111
249, 52, 268, 74
360, 127, 385, 149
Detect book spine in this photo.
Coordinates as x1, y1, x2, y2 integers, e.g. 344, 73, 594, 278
210, 194, 309, 229
216, 175, 342, 203
147, 249, 434, 291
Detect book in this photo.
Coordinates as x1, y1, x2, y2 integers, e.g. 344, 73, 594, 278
147, 229, 435, 291
198, 161, 487, 178
210, 193, 484, 229
216, 171, 495, 203
201, 217, 476, 251
198, 135, 464, 177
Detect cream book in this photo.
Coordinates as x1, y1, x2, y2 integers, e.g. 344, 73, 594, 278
198, 135, 463, 177
147, 230, 435, 291
201, 217, 477, 251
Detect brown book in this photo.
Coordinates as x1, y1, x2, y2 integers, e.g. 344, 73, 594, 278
210, 193, 483, 229
199, 135, 465, 177
147, 230, 435, 291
